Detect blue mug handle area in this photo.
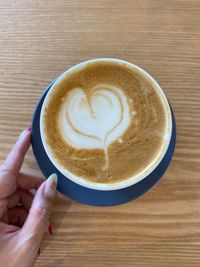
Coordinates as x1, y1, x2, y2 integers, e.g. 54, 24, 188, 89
32, 82, 176, 206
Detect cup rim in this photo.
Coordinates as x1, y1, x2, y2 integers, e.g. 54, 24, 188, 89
40, 58, 172, 191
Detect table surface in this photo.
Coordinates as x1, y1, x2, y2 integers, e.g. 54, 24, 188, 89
0, 1, 200, 266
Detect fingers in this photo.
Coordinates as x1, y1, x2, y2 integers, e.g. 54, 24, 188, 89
7, 189, 34, 211
7, 173, 44, 211
19, 174, 57, 249
7, 207, 28, 227
0, 129, 31, 198
0, 222, 20, 233
1, 128, 31, 177
7, 186, 50, 234
17, 173, 44, 190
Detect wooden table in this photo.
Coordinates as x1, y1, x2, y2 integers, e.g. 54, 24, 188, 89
0, 1, 200, 266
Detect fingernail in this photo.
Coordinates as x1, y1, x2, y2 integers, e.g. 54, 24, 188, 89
48, 224, 53, 235
20, 127, 31, 137
38, 248, 41, 256
44, 174, 57, 199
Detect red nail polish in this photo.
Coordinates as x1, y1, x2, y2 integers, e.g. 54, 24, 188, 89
48, 224, 53, 235
38, 248, 41, 256
26, 127, 31, 132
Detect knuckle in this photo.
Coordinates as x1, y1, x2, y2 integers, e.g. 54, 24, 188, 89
0, 166, 11, 177
0, 166, 16, 197
34, 203, 50, 221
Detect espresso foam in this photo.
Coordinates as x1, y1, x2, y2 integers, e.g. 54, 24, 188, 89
42, 61, 168, 184
59, 84, 131, 169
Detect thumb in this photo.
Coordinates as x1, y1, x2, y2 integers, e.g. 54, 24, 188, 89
19, 173, 57, 250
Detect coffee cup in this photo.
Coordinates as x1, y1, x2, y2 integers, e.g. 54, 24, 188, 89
40, 58, 172, 191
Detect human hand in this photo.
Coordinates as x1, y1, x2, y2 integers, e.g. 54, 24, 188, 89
0, 128, 57, 267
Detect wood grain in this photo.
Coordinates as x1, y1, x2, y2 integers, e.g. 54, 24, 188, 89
0, 0, 200, 266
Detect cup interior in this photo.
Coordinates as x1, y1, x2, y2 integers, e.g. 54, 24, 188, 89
40, 58, 172, 191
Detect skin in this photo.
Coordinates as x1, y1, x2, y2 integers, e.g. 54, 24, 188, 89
0, 129, 57, 267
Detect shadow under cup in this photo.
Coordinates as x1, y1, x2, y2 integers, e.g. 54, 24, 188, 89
32, 58, 176, 206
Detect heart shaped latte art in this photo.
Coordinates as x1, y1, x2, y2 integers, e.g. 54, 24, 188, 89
58, 84, 131, 169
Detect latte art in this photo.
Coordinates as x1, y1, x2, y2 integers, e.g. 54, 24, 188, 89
59, 84, 132, 169
41, 59, 170, 186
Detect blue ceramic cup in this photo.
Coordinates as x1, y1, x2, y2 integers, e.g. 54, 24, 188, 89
32, 58, 176, 206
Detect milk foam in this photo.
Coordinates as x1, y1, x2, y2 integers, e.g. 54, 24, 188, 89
58, 84, 132, 168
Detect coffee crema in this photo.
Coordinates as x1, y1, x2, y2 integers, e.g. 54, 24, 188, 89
41, 60, 169, 185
